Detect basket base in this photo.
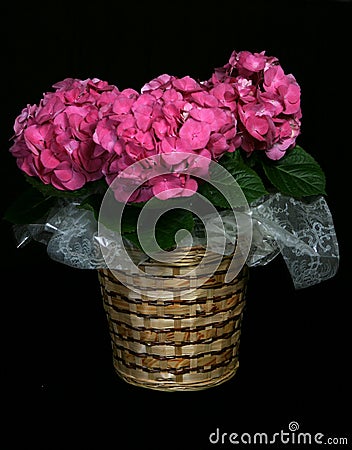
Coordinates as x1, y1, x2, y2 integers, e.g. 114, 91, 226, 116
112, 359, 240, 392
113, 357, 239, 392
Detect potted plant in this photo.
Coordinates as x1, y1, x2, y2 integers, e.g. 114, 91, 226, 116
4, 49, 339, 391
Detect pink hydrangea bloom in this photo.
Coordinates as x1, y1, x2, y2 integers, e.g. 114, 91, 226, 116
10, 78, 120, 190
206, 50, 302, 159
10, 49, 303, 203
93, 74, 239, 203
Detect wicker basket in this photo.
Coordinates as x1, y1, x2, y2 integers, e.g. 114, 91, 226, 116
98, 246, 249, 391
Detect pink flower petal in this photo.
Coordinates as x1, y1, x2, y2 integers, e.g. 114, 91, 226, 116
40, 149, 61, 169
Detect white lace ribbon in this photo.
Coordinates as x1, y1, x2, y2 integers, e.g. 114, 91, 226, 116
249, 193, 339, 289
13, 193, 340, 289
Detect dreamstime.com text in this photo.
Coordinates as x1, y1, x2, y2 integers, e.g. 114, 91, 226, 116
209, 421, 348, 446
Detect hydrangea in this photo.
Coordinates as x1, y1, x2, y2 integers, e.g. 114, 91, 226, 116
93, 74, 239, 202
206, 50, 302, 160
9, 49, 307, 206
9, 77, 119, 190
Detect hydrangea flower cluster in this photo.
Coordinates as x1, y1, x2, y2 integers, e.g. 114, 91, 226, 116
206, 50, 302, 160
93, 74, 240, 202
9, 50, 302, 202
10, 78, 119, 190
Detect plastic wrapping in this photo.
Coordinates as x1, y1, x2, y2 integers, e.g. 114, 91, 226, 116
13, 193, 339, 289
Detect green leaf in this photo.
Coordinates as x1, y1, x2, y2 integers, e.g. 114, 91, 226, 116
90, 193, 195, 251
199, 150, 268, 206
94, 195, 142, 235
121, 205, 142, 234
197, 181, 230, 208
155, 209, 194, 250
3, 187, 56, 224
127, 208, 195, 252
122, 231, 140, 249
223, 151, 268, 203
262, 145, 326, 198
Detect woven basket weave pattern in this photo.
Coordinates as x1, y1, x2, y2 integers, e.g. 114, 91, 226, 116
98, 247, 248, 391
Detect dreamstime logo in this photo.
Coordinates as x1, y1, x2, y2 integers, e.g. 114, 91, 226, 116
208, 421, 349, 446
288, 421, 300, 432
97, 153, 252, 298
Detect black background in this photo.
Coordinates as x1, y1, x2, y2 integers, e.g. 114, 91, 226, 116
1, 1, 351, 448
